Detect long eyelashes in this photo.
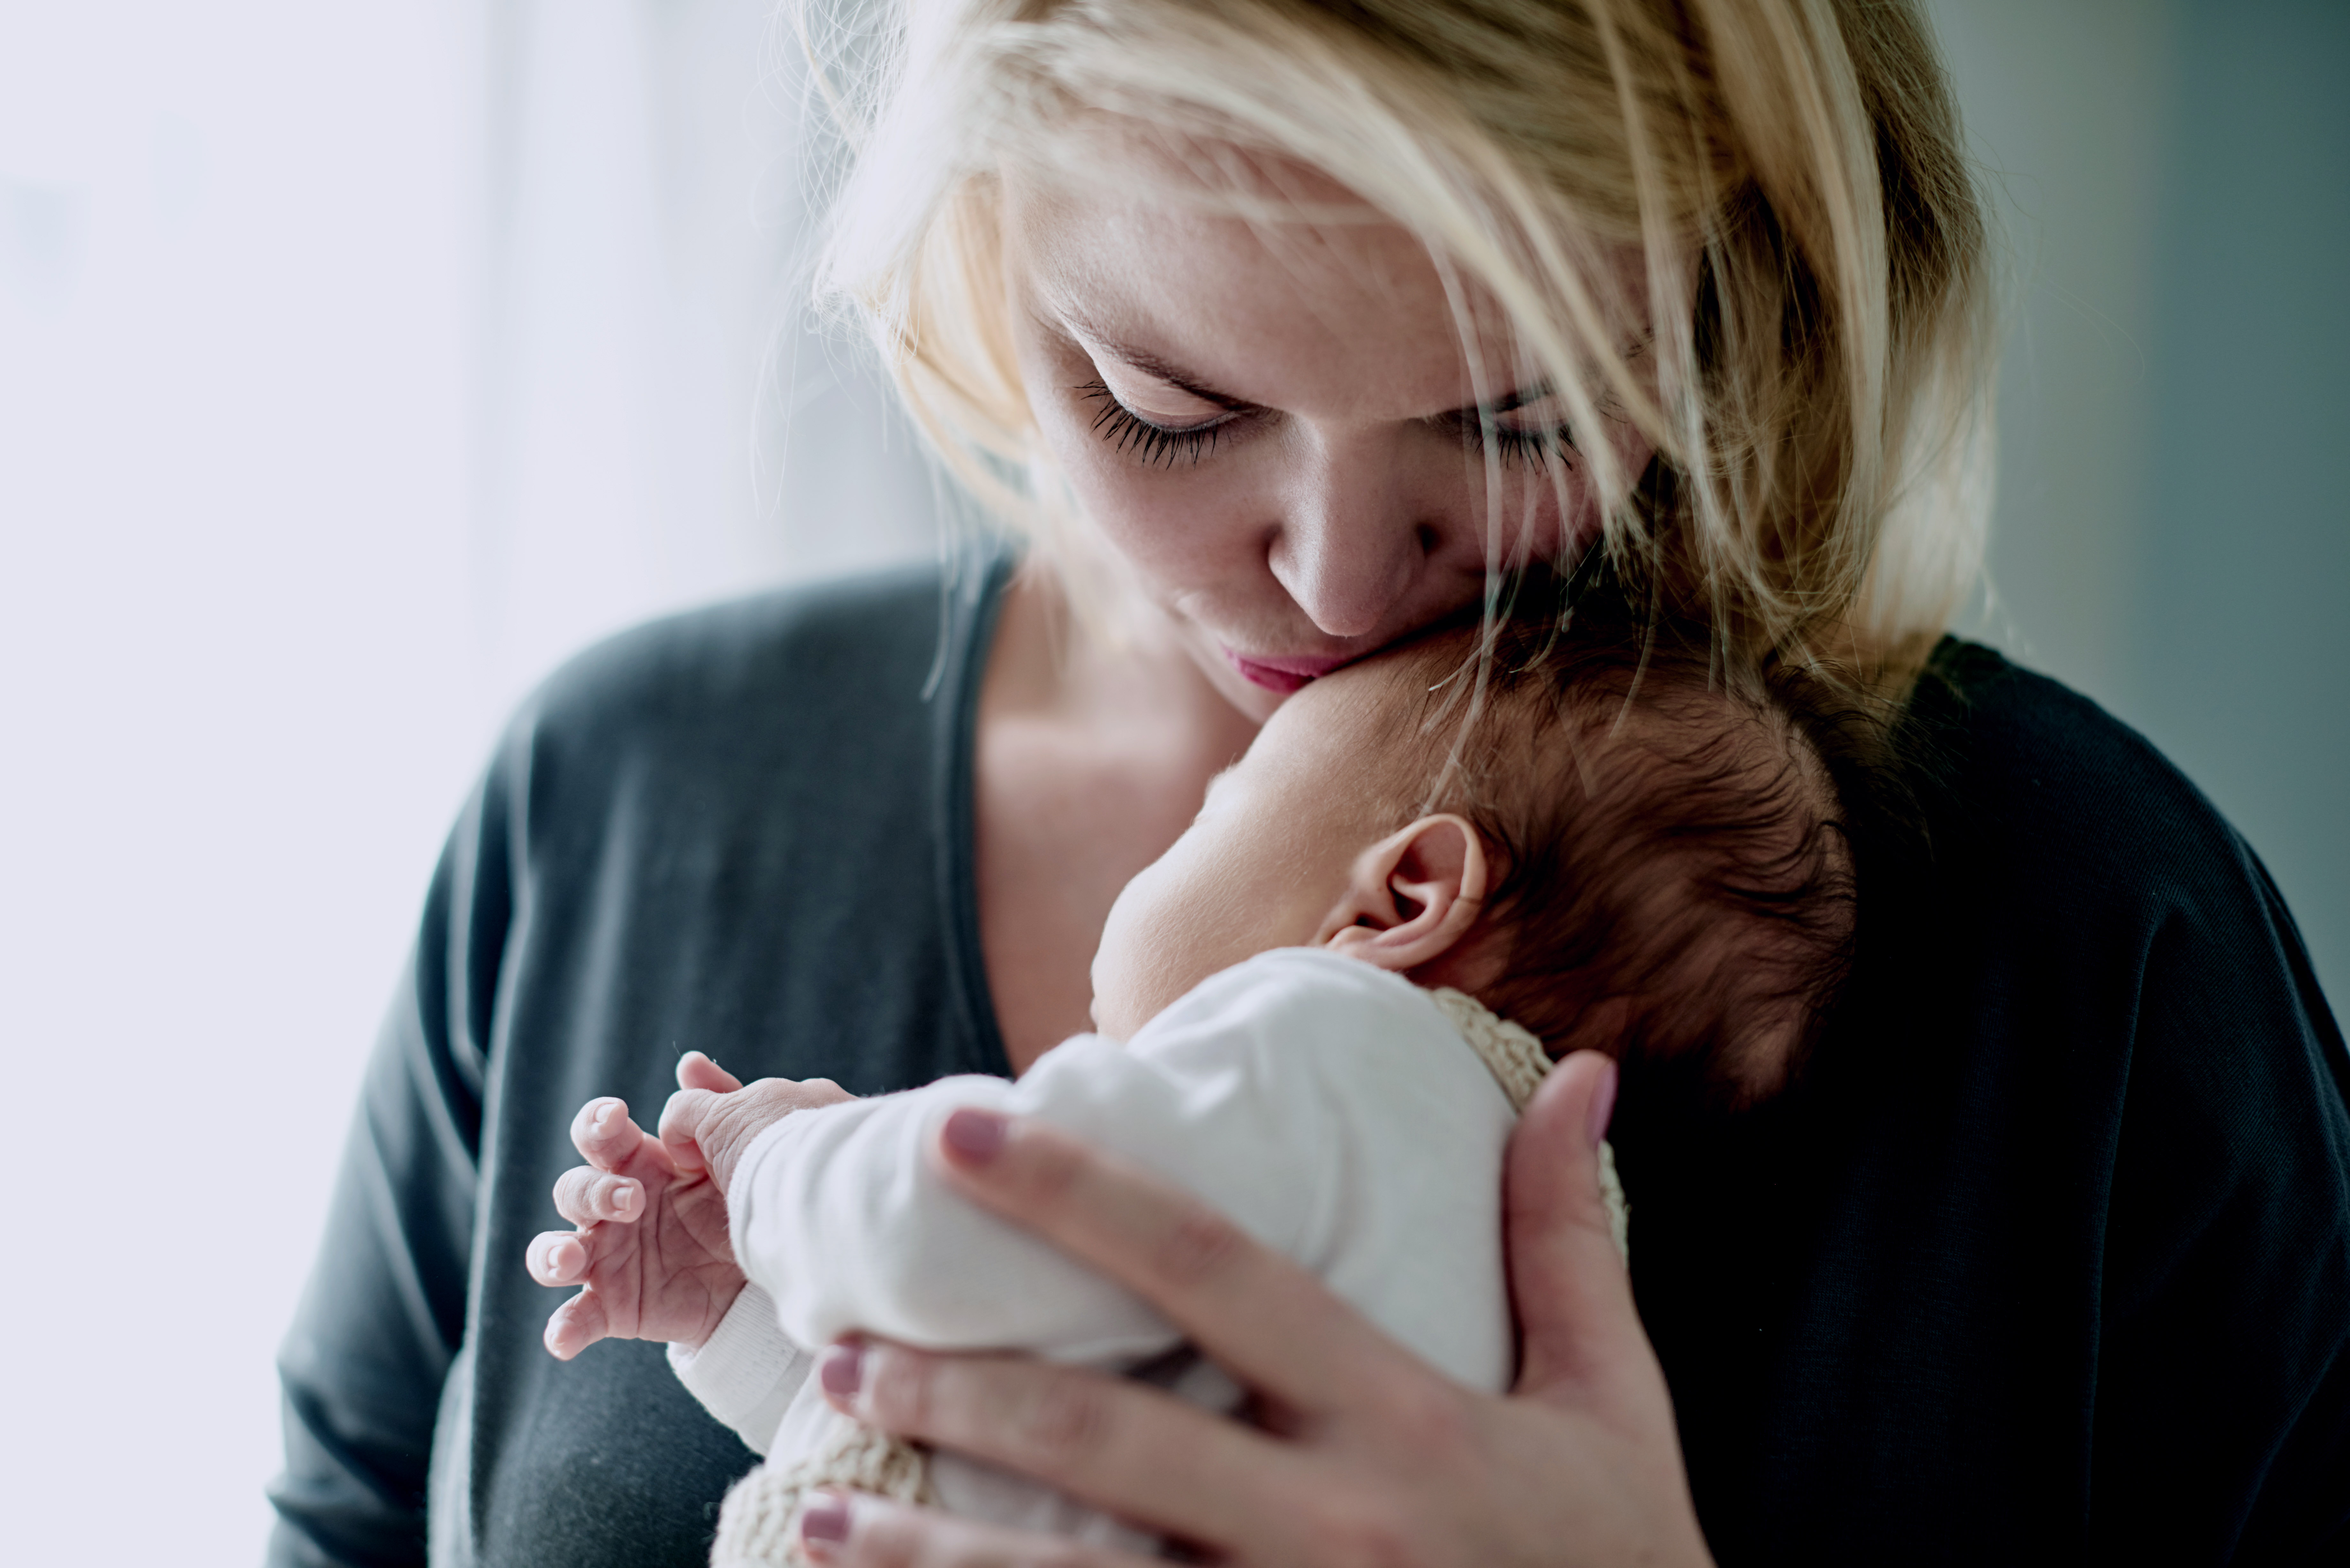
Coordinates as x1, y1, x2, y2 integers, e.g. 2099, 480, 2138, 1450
1073, 378, 1575, 468
1077, 380, 1224, 468
1473, 416, 1578, 465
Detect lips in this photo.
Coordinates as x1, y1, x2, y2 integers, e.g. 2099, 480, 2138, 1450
1222, 648, 1355, 694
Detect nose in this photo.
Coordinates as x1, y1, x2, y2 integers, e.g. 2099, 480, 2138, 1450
1266, 444, 1442, 640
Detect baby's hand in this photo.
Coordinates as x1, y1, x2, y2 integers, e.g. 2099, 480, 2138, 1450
655, 1055, 852, 1194
526, 1053, 850, 1358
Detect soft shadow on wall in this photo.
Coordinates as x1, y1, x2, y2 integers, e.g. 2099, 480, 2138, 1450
1931, 0, 2350, 1005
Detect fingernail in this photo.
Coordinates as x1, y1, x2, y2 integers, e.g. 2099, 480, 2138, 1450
819, 1340, 865, 1398
612, 1185, 634, 1215
594, 1100, 617, 1130
942, 1106, 1006, 1165
800, 1494, 852, 1546
1586, 1057, 1619, 1146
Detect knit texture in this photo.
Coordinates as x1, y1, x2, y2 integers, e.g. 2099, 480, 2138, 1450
706, 985, 1624, 1566
1428, 987, 1631, 1263
710, 1416, 934, 1568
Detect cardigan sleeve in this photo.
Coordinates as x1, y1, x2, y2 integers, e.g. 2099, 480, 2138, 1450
262, 769, 508, 1567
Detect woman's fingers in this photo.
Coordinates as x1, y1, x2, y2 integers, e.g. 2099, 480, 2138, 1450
799, 1492, 1159, 1568
821, 1338, 1320, 1553
551, 1165, 643, 1226
929, 1108, 1415, 1419
1504, 1052, 1653, 1403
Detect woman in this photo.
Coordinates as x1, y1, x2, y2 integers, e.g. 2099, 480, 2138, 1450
267, 1, 2349, 1564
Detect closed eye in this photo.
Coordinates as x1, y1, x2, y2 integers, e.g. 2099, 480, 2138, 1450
1078, 380, 1239, 468
1447, 382, 1576, 464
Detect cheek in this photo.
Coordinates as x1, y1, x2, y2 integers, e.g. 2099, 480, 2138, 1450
1032, 394, 1265, 590
1458, 433, 1644, 569
1471, 466, 1577, 564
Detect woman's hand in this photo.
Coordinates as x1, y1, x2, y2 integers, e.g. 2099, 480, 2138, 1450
794, 1051, 1714, 1567
527, 1053, 850, 1357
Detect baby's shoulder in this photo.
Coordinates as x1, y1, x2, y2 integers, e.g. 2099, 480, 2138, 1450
1131, 950, 1510, 1119
1140, 948, 1445, 1043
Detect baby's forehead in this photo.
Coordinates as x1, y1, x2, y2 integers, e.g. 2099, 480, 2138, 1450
1232, 654, 1433, 786
1248, 642, 1477, 781
1280, 649, 1439, 739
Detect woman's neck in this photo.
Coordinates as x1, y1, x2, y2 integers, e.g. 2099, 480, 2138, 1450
973, 564, 1262, 1074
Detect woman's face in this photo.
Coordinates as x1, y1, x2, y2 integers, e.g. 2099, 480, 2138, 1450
1004, 168, 1655, 722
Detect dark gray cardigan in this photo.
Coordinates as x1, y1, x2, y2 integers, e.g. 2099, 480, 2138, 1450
267, 562, 2350, 1566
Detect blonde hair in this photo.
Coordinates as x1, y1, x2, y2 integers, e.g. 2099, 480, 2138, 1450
803, 0, 1993, 683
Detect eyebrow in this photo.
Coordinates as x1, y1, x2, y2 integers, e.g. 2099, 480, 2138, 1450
1058, 305, 1551, 425
1084, 327, 1557, 425
1086, 335, 1257, 412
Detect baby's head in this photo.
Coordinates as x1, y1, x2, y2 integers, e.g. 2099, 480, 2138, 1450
1090, 604, 1859, 1099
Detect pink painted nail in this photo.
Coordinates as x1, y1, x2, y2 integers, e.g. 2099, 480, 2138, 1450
800, 1494, 852, 1546
819, 1340, 866, 1398
942, 1107, 1007, 1165
1586, 1057, 1618, 1146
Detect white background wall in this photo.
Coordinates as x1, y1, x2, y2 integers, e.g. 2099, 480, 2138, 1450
0, 3, 2340, 1563
0, 3, 935, 1560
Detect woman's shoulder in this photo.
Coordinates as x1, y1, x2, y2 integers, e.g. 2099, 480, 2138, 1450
518, 561, 968, 743
1903, 637, 2268, 907
482, 555, 1006, 814
1886, 637, 2339, 1084
1632, 643, 2350, 1560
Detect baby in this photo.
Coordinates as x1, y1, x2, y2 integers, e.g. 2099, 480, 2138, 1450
528, 599, 1858, 1564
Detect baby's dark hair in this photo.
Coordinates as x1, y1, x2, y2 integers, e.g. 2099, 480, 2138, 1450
1372, 592, 1867, 1102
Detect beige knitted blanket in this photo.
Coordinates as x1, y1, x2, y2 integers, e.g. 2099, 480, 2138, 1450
707, 989, 1628, 1567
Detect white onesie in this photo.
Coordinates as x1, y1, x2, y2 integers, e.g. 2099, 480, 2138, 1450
668, 947, 1601, 1557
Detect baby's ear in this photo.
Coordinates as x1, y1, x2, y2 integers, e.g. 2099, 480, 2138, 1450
1315, 815, 1490, 974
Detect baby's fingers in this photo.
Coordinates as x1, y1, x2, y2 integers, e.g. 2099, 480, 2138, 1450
543, 1286, 613, 1361
677, 1050, 744, 1094
570, 1096, 659, 1172
552, 1165, 645, 1226
527, 1229, 590, 1286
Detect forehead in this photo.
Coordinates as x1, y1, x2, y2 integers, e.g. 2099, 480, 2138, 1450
1003, 156, 1526, 417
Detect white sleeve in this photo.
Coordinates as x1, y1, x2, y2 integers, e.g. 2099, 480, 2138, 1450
662, 1283, 813, 1456
727, 1005, 1348, 1364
